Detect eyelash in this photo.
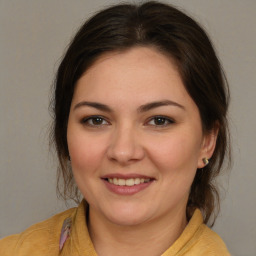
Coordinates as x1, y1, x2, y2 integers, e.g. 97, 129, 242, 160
146, 116, 175, 127
80, 115, 175, 127
80, 116, 110, 127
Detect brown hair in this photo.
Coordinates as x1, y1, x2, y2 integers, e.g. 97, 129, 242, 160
50, 1, 230, 225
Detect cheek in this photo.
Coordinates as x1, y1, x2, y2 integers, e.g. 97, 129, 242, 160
67, 132, 106, 174
147, 134, 201, 203
150, 135, 201, 168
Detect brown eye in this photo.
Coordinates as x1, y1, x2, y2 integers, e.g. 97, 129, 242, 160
147, 116, 174, 126
91, 117, 104, 125
154, 117, 167, 125
81, 116, 109, 126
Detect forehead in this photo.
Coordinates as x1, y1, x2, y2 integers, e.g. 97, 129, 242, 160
72, 47, 194, 110
84, 46, 179, 80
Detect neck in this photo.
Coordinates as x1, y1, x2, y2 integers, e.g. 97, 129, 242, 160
88, 206, 187, 256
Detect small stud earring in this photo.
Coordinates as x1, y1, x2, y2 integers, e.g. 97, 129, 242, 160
203, 158, 209, 165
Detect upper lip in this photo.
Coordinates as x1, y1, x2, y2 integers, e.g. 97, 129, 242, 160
101, 173, 155, 179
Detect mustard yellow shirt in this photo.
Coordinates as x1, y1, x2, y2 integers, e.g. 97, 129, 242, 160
0, 202, 230, 255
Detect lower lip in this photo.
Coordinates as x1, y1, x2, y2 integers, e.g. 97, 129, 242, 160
102, 179, 154, 195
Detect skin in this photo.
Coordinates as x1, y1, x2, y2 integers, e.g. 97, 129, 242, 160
67, 47, 217, 256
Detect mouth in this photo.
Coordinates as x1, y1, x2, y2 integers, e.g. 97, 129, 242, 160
101, 174, 155, 195
104, 177, 152, 186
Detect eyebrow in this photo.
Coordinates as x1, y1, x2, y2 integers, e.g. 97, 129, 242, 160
73, 100, 185, 112
73, 101, 112, 112
138, 100, 185, 112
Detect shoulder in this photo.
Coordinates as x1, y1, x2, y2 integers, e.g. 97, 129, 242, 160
165, 209, 231, 256
0, 207, 77, 256
193, 224, 230, 255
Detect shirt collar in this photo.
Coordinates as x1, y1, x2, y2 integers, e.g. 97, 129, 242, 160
61, 201, 203, 256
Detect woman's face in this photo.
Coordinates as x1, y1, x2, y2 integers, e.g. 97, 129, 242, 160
67, 47, 216, 226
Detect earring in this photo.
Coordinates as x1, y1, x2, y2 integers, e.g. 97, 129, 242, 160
203, 158, 209, 165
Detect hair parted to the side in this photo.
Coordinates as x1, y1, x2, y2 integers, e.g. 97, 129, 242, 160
50, 1, 231, 226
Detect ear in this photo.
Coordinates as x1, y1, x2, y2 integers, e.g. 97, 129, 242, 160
197, 123, 219, 169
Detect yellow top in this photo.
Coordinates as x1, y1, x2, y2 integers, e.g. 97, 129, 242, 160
0, 201, 230, 256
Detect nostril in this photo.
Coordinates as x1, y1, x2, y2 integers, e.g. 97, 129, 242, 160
106, 142, 145, 164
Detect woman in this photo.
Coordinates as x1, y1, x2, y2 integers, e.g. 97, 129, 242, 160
0, 1, 231, 255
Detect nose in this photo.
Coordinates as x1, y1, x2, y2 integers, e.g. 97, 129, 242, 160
106, 125, 145, 165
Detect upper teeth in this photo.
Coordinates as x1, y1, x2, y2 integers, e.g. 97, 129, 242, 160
108, 178, 150, 186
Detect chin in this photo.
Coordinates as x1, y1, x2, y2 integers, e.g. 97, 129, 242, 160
108, 213, 149, 226
102, 202, 152, 226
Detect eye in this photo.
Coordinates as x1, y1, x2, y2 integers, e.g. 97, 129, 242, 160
81, 116, 109, 126
147, 116, 174, 126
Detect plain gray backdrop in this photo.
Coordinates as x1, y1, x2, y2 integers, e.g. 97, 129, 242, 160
0, 0, 255, 255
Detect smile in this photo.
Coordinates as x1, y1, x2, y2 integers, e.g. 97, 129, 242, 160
107, 178, 151, 186
102, 175, 155, 195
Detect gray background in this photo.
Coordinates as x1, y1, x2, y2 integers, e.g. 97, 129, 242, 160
0, 0, 255, 255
